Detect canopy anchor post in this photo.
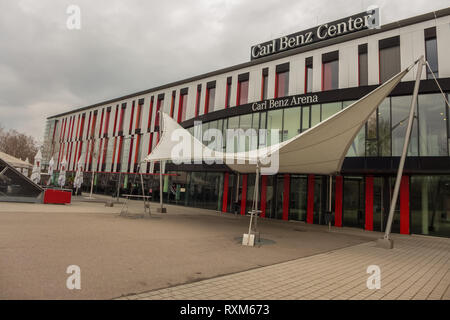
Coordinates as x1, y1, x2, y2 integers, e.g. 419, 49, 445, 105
377, 56, 424, 249
242, 163, 261, 247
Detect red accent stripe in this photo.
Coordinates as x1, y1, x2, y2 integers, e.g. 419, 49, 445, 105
170, 93, 175, 118
260, 73, 265, 100
304, 65, 308, 93
260, 175, 267, 218
321, 62, 324, 91
222, 173, 229, 213
195, 88, 200, 117
282, 174, 290, 221
306, 174, 315, 224
334, 176, 343, 227
274, 73, 279, 98
225, 83, 230, 108
204, 88, 209, 114
240, 174, 248, 215
365, 176, 374, 231
400, 175, 410, 235
236, 82, 241, 106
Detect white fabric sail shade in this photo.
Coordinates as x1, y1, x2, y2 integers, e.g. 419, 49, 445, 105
144, 67, 410, 175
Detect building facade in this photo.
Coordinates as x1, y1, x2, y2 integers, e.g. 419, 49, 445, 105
43, 8, 450, 237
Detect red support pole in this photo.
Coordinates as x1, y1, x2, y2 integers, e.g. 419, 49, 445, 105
365, 176, 374, 231
222, 173, 229, 213
400, 175, 410, 235
282, 174, 290, 221
260, 175, 267, 218
240, 174, 248, 215
306, 174, 315, 224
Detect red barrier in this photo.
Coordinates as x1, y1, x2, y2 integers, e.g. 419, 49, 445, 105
43, 189, 72, 204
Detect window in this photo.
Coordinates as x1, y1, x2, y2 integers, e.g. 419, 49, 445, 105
379, 36, 400, 83
154, 95, 164, 129
418, 94, 447, 156
225, 77, 232, 108
118, 103, 126, 134
344, 101, 365, 157
305, 57, 313, 93
283, 107, 301, 141
321, 102, 341, 121
358, 44, 368, 86
322, 51, 339, 91
177, 88, 188, 123
267, 109, 283, 145
170, 91, 176, 118
204, 81, 216, 114
261, 68, 268, 100
237, 73, 249, 106
301, 106, 310, 132
195, 84, 201, 117
275, 63, 289, 98
135, 99, 144, 130
146, 96, 154, 132
128, 101, 135, 135
425, 27, 438, 79
391, 95, 418, 156
311, 104, 320, 127
378, 98, 391, 156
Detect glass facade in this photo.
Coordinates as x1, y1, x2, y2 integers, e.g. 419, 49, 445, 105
411, 175, 450, 237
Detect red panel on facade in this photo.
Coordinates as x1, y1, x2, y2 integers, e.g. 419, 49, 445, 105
260, 175, 267, 218
43, 189, 72, 204
306, 174, 315, 224
282, 174, 290, 221
334, 175, 343, 227
400, 175, 410, 235
240, 174, 248, 215
222, 172, 229, 213
365, 176, 374, 231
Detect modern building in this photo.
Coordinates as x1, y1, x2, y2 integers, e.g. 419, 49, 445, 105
43, 8, 450, 237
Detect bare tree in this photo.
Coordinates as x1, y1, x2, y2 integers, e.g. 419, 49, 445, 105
0, 124, 38, 163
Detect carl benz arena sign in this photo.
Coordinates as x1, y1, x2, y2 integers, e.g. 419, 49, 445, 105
250, 8, 380, 60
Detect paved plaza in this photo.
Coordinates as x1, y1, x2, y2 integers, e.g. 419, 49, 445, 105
0, 196, 448, 300
122, 235, 450, 300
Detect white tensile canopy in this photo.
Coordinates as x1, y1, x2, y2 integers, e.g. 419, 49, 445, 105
144, 67, 410, 175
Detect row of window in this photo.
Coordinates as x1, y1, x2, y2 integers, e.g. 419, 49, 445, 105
190, 93, 450, 158
171, 27, 440, 119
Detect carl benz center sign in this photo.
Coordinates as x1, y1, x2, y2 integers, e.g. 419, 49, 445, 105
250, 8, 380, 60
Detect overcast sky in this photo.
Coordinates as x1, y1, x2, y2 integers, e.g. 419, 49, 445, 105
0, 0, 448, 142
